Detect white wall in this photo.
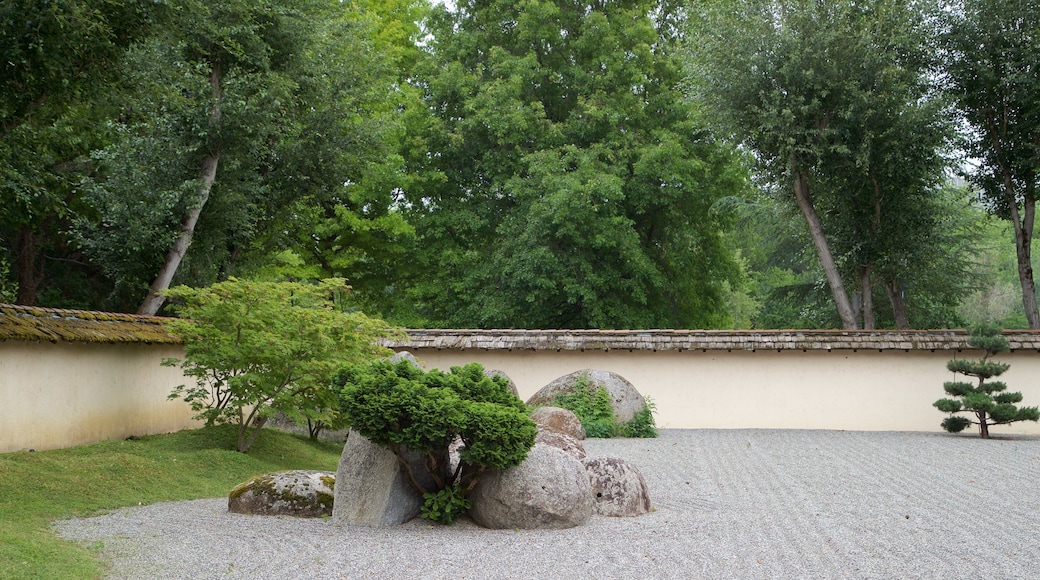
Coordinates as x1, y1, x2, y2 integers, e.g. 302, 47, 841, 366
406, 348, 1040, 435
0, 341, 198, 452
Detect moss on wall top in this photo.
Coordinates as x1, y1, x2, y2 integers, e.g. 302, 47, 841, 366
0, 304, 180, 344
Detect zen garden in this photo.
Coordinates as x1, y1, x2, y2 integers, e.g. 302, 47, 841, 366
2, 0, 1040, 578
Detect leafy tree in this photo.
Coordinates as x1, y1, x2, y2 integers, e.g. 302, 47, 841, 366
237, 0, 429, 323
162, 278, 397, 453
934, 324, 1039, 438
0, 0, 162, 306
944, 0, 1040, 328
337, 360, 536, 524
71, 0, 403, 315
406, 0, 749, 329
686, 0, 953, 329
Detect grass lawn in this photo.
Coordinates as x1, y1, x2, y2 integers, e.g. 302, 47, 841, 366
0, 425, 343, 580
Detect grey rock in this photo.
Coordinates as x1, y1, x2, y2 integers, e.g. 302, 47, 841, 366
484, 368, 520, 398
331, 430, 434, 527
389, 351, 421, 368
529, 406, 586, 440
469, 443, 593, 529
535, 428, 586, 460
583, 456, 652, 517
228, 470, 335, 518
527, 369, 647, 423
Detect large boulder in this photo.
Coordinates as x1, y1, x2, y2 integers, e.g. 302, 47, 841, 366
529, 406, 586, 440
583, 457, 652, 517
535, 428, 586, 460
527, 369, 647, 423
468, 443, 593, 529
332, 429, 436, 527
228, 470, 335, 518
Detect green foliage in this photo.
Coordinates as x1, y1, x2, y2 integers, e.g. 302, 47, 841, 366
945, 0, 1040, 328
405, 0, 749, 329
550, 373, 657, 438
162, 278, 397, 453
687, 0, 958, 330
420, 485, 472, 525
337, 360, 536, 523
0, 425, 341, 580
553, 381, 618, 438
934, 325, 1039, 437
620, 397, 659, 439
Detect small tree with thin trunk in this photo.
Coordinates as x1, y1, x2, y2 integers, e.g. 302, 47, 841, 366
934, 325, 1039, 438
162, 277, 397, 452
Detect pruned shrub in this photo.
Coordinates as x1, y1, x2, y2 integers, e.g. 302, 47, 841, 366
934, 324, 1039, 438
336, 360, 536, 524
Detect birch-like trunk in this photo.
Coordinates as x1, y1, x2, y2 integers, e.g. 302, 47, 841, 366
792, 169, 859, 329
137, 63, 223, 316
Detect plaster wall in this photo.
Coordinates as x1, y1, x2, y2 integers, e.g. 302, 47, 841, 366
0, 341, 198, 453
406, 348, 1040, 435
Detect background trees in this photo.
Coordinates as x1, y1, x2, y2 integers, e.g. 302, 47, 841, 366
685, 0, 962, 329
404, 0, 749, 329
944, 0, 1040, 328
2, 0, 1036, 331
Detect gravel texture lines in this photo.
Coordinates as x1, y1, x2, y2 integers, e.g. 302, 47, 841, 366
54, 429, 1040, 579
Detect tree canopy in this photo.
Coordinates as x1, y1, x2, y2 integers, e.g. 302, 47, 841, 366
0, 0, 1034, 331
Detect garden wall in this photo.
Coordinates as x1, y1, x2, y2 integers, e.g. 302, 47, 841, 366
0, 305, 198, 453
4, 302, 1040, 454
390, 329, 1040, 436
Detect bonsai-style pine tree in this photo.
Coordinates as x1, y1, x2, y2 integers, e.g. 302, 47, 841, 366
337, 360, 536, 524
934, 325, 1039, 438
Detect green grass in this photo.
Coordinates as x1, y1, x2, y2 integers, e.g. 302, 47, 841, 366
0, 425, 343, 580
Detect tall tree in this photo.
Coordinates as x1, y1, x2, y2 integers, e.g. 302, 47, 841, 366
944, 0, 1040, 328
76, 0, 404, 314
0, 0, 161, 305
408, 0, 749, 329
686, 0, 953, 329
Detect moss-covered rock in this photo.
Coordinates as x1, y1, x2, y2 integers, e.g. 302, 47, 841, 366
228, 470, 335, 518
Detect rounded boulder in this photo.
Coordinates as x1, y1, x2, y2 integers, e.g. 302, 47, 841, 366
527, 369, 647, 423
529, 406, 586, 440
228, 470, 335, 518
468, 443, 593, 529
535, 428, 586, 460
583, 457, 652, 517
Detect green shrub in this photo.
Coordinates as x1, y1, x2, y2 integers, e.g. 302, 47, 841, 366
550, 372, 657, 438
337, 360, 536, 524
619, 397, 658, 438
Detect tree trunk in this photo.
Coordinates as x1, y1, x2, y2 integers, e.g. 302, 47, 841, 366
860, 265, 874, 330
1007, 177, 1039, 329
978, 412, 990, 439
14, 226, 41, 305
792, 170, 859, 329
885, 278, 910, 329
137, 62, 223, 316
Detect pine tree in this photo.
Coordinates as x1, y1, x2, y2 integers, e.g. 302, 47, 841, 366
934, 325, 1039, 438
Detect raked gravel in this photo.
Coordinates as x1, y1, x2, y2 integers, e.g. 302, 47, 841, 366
54, 429, 1040, 579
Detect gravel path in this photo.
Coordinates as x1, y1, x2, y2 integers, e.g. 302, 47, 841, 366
54, 429, 1040, 579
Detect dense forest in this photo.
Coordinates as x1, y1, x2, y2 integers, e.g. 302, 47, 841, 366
2, 0, 1038, 330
